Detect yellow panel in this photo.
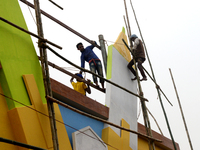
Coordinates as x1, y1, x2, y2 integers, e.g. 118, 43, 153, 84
121, 119, 132, 150
23, 74, 52, 148
102, 127, 122, 150
138, 137, 165, 150
138, 138, 149, 150
22, 74, 72, 150
102, 118, 134, 150
113, 29, 131, 62
54, 103, 72, 150
8, 107, 47, 149
0, 85, 18, 150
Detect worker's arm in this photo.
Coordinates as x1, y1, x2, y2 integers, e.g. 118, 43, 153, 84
70, 77, 74, 83
132, 38, 140, 49
85, 79, 91, 94
91, 41, 98, 47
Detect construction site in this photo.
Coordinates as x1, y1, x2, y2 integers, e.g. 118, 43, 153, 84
1, 0, 198, 150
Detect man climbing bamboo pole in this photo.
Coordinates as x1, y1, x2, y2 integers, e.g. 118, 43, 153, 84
127, 34, 147, 81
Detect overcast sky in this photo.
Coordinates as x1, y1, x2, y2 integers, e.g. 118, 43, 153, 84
19, 0, 200, 149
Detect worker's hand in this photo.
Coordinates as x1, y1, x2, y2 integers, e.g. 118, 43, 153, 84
87, 79, 91, 83
86, 79, 91, 86
91, 41, 96, 45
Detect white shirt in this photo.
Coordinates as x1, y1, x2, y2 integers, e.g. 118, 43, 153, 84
132, 38, 140, 49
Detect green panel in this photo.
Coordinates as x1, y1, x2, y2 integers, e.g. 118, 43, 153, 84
122, 27, 125, 34
106, 45, 113, 79
0, 0, 46, 109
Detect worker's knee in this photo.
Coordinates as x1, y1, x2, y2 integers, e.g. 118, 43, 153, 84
127, 60, 134, 68
137, 63, 142, 69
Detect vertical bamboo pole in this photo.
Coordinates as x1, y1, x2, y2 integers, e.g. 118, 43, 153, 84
131, 47, 155, 150
122, 39, 155, 150
34, 0, 59, 149
123, 1, 155, 149
98, 34, 107, 74
169, 68, 193, 150
123, 15, 130, 38
129, 0, 177, 149
123, 0, 132, 46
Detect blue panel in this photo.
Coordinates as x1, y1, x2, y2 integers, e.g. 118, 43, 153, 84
58, 105, 104, 147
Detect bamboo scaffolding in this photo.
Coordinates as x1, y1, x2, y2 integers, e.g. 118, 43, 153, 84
20, 0, 101, 50
46, 95, 162, 143
0, 16, 62, 50
169, 68, 193, 150
147, 108, 163, 136
123, 0, 132, 46
0, 137, 46, 150
129, 1, 177, 149
142, 66, 173, 106
45, 44, 148, 101
123, 1, 155, 149
48, 0, 63, 10
34, 0, 59, 149
38, 56, 106, 93
123, 15, 130, 39
98, 34, 107, 74
122, 39, 155, 150
0, 91, 162, 149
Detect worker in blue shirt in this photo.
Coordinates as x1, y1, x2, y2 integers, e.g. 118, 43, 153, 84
76, 41, 105, 89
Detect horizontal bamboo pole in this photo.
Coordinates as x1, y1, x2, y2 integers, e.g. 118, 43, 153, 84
45, 45, 148, 101
20, 0, 101, 50
46, 95, 161, 142
38, 56, 106, 93
0, 137, 46, 150
0, 16, 62, 50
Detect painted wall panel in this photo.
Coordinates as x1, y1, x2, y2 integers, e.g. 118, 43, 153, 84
105, 29, 138, 149
59, 105, 104, 148
0, 0, 46, 109
0, 85, 18, 150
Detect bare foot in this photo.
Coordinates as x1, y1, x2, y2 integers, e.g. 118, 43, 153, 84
140, 77, 147, 81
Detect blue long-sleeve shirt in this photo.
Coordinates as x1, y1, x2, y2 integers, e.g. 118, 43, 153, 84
80, 43, 99, 68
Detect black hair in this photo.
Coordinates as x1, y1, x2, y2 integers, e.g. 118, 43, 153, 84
76, 42, 83, 49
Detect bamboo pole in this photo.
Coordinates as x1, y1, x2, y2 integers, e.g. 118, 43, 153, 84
0, 16, 62, 50
0, 137, 46, 150
0, 92, 162, 147
46, 96, 162, 143
123, 39, 155, 150
147, 108, 163, 136
38, 56, 106, 93
20, 0, 101, 50
142, 66, 173, 106
129, 1, 177, 149
169, 68, 193, 150
48, 0, 63, 10
45, 44, 148, 101
123, 15, 130, 38
98, 34, 107, 74
34, 0, 59, 149
123, 0, 132, 46
123, 1, 155, 149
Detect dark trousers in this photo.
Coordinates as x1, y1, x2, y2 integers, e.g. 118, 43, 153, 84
127, 58, 146, 78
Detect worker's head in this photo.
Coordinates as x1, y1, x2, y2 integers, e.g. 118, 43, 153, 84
75, 73, 83, 82
76, 42, 84, 51
130, 34, 138, 41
